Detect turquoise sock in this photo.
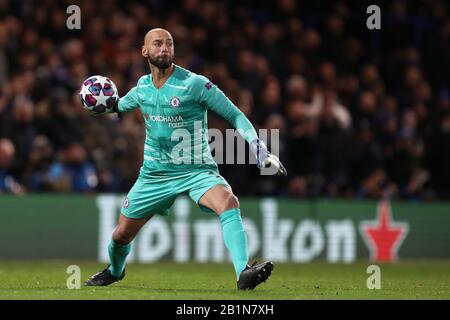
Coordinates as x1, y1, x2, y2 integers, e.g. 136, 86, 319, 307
108, 240, 131, 278
219, 208, 249, 280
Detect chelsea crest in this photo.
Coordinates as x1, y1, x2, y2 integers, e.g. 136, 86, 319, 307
170, 96, 181, 108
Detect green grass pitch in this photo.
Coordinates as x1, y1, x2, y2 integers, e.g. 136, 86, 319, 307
0, 260, 449, 299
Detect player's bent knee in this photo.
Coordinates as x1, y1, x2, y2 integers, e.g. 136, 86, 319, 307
219, 193, 239, 213
229, 194, 240, 209
112, 227, 135, 245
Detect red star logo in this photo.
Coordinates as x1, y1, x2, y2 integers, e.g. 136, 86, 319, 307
359, 200, 409, 262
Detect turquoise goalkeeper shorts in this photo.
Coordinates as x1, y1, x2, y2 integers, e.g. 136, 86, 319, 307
121, 169, 231, 219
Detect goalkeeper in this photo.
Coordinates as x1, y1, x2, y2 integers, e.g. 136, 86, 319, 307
85, 28, 287, 290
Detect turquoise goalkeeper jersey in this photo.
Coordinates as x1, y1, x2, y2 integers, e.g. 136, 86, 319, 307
118, 65, 258, 180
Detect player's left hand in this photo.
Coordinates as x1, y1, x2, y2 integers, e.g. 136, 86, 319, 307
251, 138, 287, 176
261, 153, 287, 176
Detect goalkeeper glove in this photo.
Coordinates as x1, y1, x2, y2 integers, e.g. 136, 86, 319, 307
250, 139, 287, 176
112, 99, 123, 119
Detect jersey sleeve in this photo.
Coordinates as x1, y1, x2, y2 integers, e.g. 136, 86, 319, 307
195, 76, 258, 144
117, 86, 139, 112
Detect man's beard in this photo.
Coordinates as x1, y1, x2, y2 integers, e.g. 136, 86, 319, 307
148, 54, 173, 69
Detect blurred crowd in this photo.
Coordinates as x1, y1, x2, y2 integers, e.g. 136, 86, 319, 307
0, 0, 449, 200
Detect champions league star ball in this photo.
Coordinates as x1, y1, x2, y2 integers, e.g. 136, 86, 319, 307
79, 75, 119, 114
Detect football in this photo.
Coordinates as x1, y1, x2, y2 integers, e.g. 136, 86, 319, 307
79, 75, 119, 114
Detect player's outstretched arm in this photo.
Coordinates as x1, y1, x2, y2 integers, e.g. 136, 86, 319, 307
109, 85, 140, 119
196, 77, 287, 176
115, 86, 139, 114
